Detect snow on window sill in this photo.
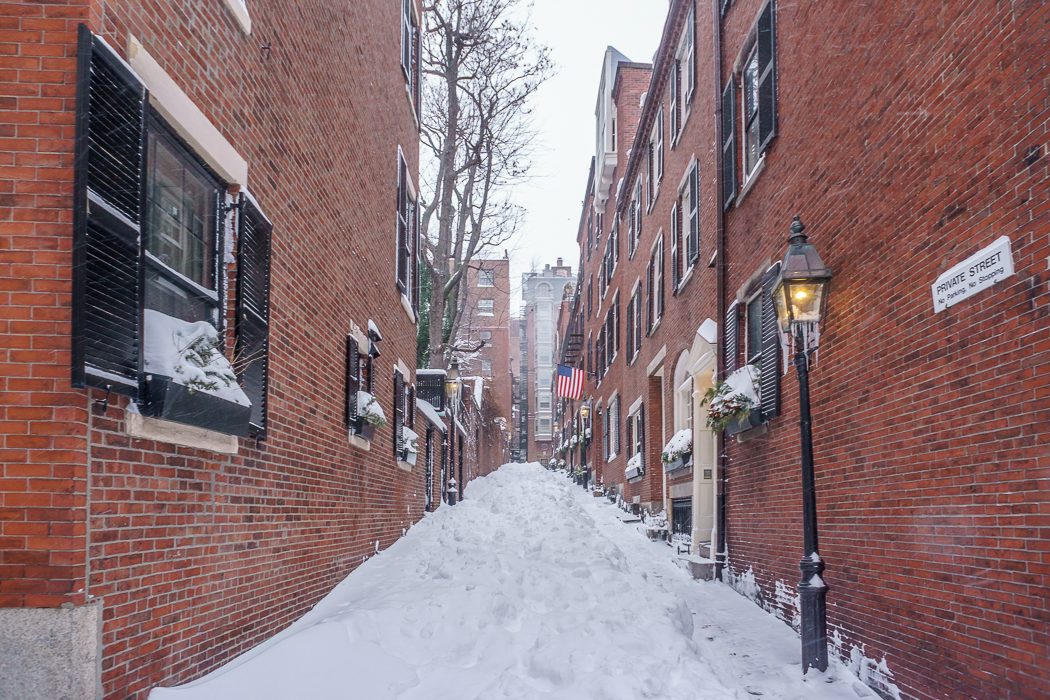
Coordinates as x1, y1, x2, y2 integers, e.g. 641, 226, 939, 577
222, 0, 252, 34
736, 154, 767, 206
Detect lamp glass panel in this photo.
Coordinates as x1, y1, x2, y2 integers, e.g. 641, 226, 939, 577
786, 280, 826, 324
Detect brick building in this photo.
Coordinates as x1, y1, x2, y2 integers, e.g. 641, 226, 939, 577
520, 259, 574, 461
456, 256, 514, 436
0, 1, 503, 697
561, 1, 1049, 699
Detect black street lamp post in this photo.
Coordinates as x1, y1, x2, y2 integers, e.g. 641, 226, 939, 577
580, 404, 590, 491
772, 216, 832, 674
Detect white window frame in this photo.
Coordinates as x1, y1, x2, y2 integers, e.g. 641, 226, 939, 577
477, 269, 495, 287
478, 299, 495, 316
649, 233, 664, 331
676, 160, 698, 286
606, 391, 620, 462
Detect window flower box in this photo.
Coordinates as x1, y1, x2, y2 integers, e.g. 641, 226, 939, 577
703, 365, 760, 433
141, 310, 252, 436
625, 453, 644, 483
355, 390, 386, 440
400, 426, 419, 466
661, 428, 693, 472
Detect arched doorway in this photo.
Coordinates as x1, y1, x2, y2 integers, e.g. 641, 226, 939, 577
686, 320, 718, 556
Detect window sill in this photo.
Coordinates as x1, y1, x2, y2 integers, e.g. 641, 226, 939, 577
648, 317, 662, 336
396, 459, 415, 472
222, 0, 251, 34
126, 411, 239, 454
400, 292, 417, 324
348, 433, 372, 451
676, 265, 696, 294
736, 155, 767, 206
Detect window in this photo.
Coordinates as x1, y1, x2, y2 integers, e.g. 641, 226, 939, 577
538, 417, 551, 436
674, 162, 699, 287
346, 331, 379, 437
670, 6, 695, 142
478, 299, 495, 316
595, 211, 603, 248
626, 285, 642, 364
72, 30, 271, 435
628, 406, 645, 463
480, 330, 492, 342
481, 359, 492, 377
647, 235, 664, 332
539, 393, 551, 410
745, 293, 763, 364
587, 277, 593, 316
392, 369, 414, 459
396, 148, 420, 315
611, 115, 617, 152
144, 117, 221, 326
741, 1, 777, 181
401, 0, 421, 119
605, 395, 621, 461
478, 269, 495, 287
629, 180, 642, 257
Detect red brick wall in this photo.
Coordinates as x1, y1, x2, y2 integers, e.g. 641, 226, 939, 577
571, 0, 1050, 697
0, 1, 485, 697
0, 0, 92, 611
460, 258, 513, 426
718, 1, 1050, 697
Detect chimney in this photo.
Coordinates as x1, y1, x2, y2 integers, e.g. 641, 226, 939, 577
556, 257, 563, 267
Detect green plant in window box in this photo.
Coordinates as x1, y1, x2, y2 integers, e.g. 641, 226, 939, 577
702, 365, 760, 432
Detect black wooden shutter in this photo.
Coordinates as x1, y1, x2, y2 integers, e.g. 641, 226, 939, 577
394, 371, 404, 456
659, 238, 666, 317
759, 263, 782, 421
721, 79, 737, 210
688, 165, 700, 263
634, 292, 642, 352
625, 415, 633, 461
614, 295, 621, 357
725, 302, 740, 374
670, 203, 680, 291
756, 1, 777, 154
396, 155, 408, 293
72, 25, 146, 397
721, 0, 732, 17
411, 201, 420, 312
645, 258, 654, 332
638, 406, 646, 468
615, 396, 621, 454
236, 199, 273, 435
346, 336, 360, 428
407, 384, 416, 429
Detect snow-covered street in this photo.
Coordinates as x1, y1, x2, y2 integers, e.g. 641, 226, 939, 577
153, 464, 864, 700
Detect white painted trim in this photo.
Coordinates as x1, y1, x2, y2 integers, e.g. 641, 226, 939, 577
628, 395, 643, 415
395, 358, 412, 380
348, 322, 368, 349
125, 412, 238, 454
647, 345, 667, 376
127, 36, 248, 185
399, 292, 417, 323
737, 154, 766, 205
221, 0, 252, 34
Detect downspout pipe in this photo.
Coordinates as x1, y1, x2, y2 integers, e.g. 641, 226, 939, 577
711, 0, 728, 582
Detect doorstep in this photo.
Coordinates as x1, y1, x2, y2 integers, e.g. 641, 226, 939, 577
674, 554, 715, 581
617, 511, 642, 523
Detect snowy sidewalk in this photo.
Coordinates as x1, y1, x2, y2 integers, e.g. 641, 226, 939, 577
152, 463, 865, 700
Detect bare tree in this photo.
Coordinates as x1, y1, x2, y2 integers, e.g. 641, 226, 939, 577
419, 0, 551, 368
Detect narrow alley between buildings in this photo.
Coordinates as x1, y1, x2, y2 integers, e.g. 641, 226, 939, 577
151, 464, 866, 700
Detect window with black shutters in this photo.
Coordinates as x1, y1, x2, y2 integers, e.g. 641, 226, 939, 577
396, 148, 420, 315
346, 335, 362, 431
741, 1, 777, 181
393, 370, 405, 458
725, 301, 740, 374
647, 235, 664, 332
721, 79, 737, 209
401, 0, 421, 120
670, 202, 680, 292
758, 263, 782, 421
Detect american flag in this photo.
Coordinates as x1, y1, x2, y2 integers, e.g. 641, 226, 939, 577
555, 364, 584, 401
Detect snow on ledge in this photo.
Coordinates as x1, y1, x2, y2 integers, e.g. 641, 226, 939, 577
143, 310, 250, 406
416, 399, 446, 431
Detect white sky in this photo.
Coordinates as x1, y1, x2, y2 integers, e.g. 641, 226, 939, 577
501, 0, 670, 309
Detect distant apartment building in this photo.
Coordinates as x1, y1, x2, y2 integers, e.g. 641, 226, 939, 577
521, 259, 574, 460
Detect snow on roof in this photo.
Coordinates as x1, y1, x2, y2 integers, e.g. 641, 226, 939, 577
416, 369, 447, 377
416, 399, 447, 432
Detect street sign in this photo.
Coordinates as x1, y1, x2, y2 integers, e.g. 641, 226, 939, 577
932, 236, 1014, 313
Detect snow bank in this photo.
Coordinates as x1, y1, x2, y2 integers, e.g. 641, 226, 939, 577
143, 310, 249, 406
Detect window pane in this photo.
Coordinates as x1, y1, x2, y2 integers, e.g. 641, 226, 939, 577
747, 295, 763, 363
145, 268, 215, 324
146, 131, 217, 290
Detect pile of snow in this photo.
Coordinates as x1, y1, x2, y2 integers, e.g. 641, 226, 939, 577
625, 453, 643, 480
151, 464, 865, 700
143, 310, 249, 406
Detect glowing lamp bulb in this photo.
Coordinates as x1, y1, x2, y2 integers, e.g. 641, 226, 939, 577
793, 290, 808, 300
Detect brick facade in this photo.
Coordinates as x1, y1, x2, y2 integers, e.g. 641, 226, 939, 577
0, 1, 504, 697
563, 0, 1049, 698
